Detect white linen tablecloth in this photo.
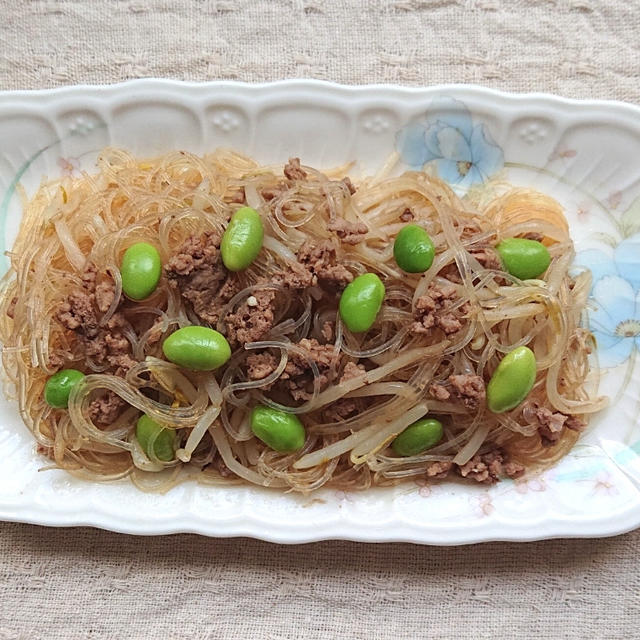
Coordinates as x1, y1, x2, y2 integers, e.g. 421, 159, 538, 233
1, 2, 639, 638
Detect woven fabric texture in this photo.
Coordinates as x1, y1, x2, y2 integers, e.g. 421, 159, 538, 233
1, 1, 640, 638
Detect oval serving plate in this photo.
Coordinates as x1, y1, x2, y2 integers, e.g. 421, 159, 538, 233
0, 80, 639, 544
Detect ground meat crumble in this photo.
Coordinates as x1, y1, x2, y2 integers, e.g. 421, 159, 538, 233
456, 450, 525, 484
225, 289, 277, 346
283, 157, 307, 181
411, 282, 468, 336
55, 264, 134, 426
426, 460, 453, 479
165, 233, 236, 325
296, 240, 353, 291
341, 176, 356, 195
534, 406, 567, 444
89, 391, 127, 426
532, 404, 587, 445
321, 321, 334, 342
246, 338, 337, 402
57, 290, 99, 337
95, 281, 116, 313
429, 374, 486, 410
246, 352, 278, 381
56, 266, 131, 376
421, 450, 524, 484
327, 218, 368, 245
283, 338, 337, 400
449, 375, 486, 409
339, 361, 366, 383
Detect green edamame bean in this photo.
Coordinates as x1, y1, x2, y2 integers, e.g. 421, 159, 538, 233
221, 207, 264, 272
392, 418, 443, 457
487, 345, 537, 413
44, 368, 85, 409
162, 326, 231, 371
339, 272, 385, 333
120, 242, 162, 300
393, 224, 435, 273
135, 414, 176, 461
250, 405, 306, 452
496, 238, 551, 280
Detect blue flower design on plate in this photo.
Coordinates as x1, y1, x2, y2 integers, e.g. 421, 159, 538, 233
396, 97, 504, 188
575, 233, 640, 367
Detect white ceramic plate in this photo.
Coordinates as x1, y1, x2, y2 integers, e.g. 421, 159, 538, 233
1, 80, 639, 544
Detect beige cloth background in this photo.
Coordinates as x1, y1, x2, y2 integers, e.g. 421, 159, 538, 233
1, 1, 640, 638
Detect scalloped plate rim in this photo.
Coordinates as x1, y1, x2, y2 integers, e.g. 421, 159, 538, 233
1, 78, 640, 112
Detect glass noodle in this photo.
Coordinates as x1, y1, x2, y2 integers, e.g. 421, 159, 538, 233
0, 148, 605, 493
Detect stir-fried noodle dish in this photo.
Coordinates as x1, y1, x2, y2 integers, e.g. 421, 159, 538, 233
0, 149, 607, 492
